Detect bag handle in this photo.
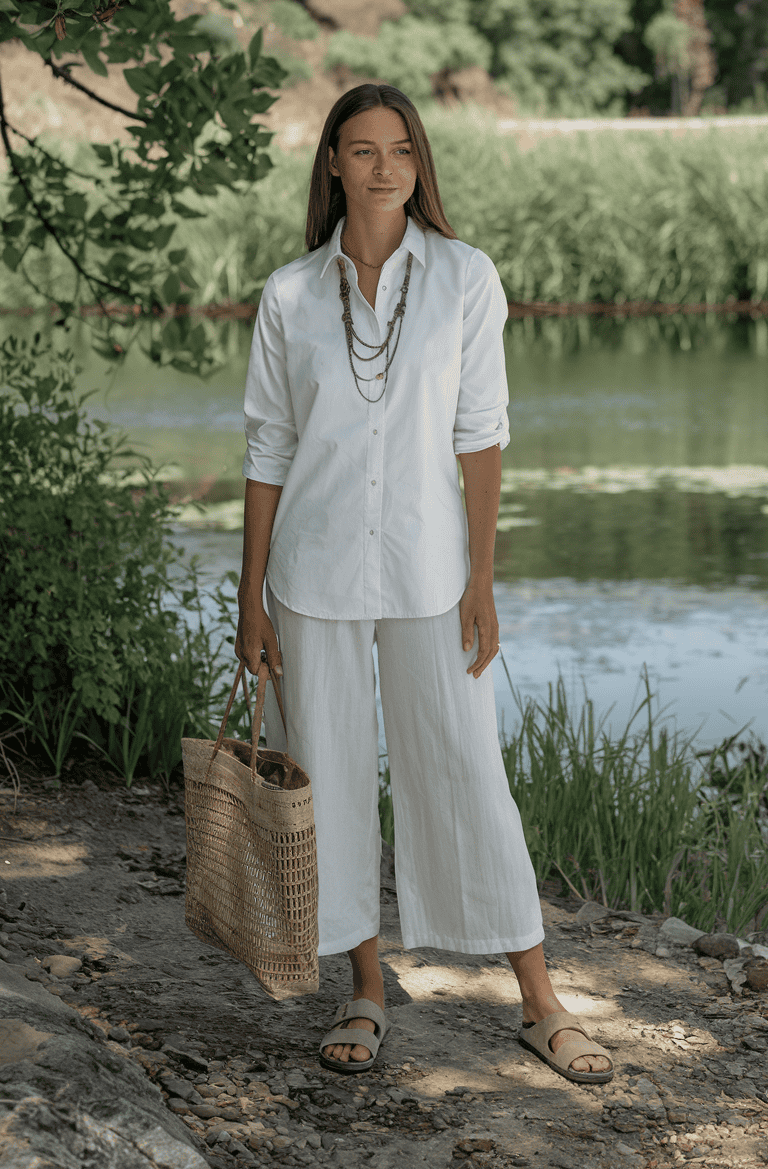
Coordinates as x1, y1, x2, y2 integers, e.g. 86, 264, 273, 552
206, 659, 288, 780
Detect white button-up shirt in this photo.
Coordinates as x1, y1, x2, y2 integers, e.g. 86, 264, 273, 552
242, 216, 510, 620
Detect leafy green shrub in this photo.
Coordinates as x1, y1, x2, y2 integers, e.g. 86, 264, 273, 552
0, 336, 242, 783
325, 16, 490, 102
268, 0, 319, 41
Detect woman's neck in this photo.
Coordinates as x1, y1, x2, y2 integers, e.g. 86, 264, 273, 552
341, 208, 407, 268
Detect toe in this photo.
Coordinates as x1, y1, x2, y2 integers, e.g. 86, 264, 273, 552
350, 1043, 372, 1062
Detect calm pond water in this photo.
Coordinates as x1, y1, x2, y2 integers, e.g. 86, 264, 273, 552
69, 313, 768, 749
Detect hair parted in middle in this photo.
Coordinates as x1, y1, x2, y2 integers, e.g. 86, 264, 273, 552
305, 83, 456, 252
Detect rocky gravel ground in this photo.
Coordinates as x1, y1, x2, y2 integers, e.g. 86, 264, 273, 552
1, 778, 767, 1169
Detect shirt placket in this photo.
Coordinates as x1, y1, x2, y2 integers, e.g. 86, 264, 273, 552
358, 271, 391, 619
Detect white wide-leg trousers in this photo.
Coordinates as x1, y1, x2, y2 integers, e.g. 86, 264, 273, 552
263, 581, 545, 957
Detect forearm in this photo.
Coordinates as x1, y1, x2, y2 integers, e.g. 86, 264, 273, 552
457, 443, 501, 585
238, 478, 283, 610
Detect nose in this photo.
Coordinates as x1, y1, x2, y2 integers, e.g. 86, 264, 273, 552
373, 155, 392, 176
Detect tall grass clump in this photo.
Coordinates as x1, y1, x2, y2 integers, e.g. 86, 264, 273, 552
422, 110, 768, 307
5, 120, 768, 315
0, 335, 246, 787
496, 663, 767, 936
176, 117, 768, 311
378, 664, 768, 936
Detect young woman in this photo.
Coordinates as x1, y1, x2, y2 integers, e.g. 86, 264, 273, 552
235, 83, 613, 1084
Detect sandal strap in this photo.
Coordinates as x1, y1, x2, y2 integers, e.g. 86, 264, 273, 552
332, 999, 387, 1035
321, 1026, 382, 1057
524, 1010, 588, 1049
549, 1037, 612, 1072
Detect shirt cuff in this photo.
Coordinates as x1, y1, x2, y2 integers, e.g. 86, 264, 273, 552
453, 414, 510, 455
242, 450, 292, 486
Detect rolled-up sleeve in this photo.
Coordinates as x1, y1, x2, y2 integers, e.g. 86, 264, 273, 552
453, 249, 510, 455
242, 273, 298, 485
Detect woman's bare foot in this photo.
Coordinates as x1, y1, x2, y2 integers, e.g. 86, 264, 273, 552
521, 1000, 612, 1074
506, 941, 612, 1076
322, 935, 384, 1065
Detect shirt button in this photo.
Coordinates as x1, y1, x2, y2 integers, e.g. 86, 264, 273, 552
372, 429, 378, 435
381, 285, 387, 290
371, 479, 376, 485
369, 530, 374, 535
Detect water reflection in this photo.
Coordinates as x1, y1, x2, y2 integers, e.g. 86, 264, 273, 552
7, 310, 766, 746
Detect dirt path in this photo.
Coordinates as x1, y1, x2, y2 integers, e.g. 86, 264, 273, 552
1, 779, 767, 1169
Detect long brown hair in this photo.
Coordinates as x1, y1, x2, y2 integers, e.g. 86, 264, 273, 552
305, 84, 456, 251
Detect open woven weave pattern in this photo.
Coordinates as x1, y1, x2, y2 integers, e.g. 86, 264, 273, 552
182, 666, 318, 999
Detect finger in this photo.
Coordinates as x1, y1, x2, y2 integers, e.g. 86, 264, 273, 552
469, 627, 498, 677
466, 618, 490, 673
263, 627, 283, 676
461, 617, 475, 653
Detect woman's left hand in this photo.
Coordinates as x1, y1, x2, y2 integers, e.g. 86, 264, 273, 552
460, 578, 499, 678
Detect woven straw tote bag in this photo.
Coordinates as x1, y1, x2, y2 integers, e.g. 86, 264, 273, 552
181, 659, 319, 999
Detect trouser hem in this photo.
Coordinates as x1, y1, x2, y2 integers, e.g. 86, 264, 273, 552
318, 921, 380, 957
400, 925, 546, 955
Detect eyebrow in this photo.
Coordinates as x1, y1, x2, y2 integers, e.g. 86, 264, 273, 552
347, 138, 411, 145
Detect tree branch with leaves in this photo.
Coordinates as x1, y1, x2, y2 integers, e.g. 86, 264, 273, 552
0, 0, 285, 374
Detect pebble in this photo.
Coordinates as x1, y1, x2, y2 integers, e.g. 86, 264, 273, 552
694, 932, 741, 959
41, 954, 82, 978
659, 916, 706, 945
744, 958, 768, 991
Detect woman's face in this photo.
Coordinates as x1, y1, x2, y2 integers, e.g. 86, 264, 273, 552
329, 107, 417, 218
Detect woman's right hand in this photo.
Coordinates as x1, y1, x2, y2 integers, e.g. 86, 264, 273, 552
235, 600, 283, 678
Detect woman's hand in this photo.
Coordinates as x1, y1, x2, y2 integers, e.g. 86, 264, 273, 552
235, 598, 283, 678
460, 578, 499, 678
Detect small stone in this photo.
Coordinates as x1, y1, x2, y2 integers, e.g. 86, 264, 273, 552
109, 1026, 131, 1043
666, 1110, 688, 1124
431, 1114, 448, 1130
165, 1046, 208, 1072
744, 958, 768, 992
575, 901, 610, 925
164, 1077, 200, 1102
190, 1104, 223, 1119
272, 1136, 292, 1149
655, 946, 672, 958
41, 954, 82, 978
658, 917, 705, 945
321, 1133, 336, 1150
693, 933, 741, 959
167, 1097, 189, 1113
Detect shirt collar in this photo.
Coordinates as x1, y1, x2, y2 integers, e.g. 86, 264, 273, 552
319, 216, 426, 278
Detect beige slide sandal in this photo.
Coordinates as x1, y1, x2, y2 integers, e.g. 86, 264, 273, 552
518, 1010, 614, 1084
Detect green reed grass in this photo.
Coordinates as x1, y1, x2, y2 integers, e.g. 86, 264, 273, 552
4, 114, 768, 314
173, 113, 768, 311
377, 662, 768, 936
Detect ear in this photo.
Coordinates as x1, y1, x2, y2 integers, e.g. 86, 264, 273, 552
328, 146, 340, 177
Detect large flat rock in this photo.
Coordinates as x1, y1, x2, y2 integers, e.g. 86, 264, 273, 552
0, 959, 209, 1169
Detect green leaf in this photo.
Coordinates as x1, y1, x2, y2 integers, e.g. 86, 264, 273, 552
248, 28, 262, 66
123, 65, 159, 98
162, 272, 181, 303
81, 37, 109, 78
168, 249, 187, 264
170, 199, 204, 220
91, 143, 113, 165
2, 244, 22, 272
63, 194, 87, 219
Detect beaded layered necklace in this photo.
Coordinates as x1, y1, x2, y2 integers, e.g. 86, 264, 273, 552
337, 233, 413, 404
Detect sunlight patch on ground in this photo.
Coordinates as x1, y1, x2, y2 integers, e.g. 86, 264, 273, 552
1, 841, 89, 880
